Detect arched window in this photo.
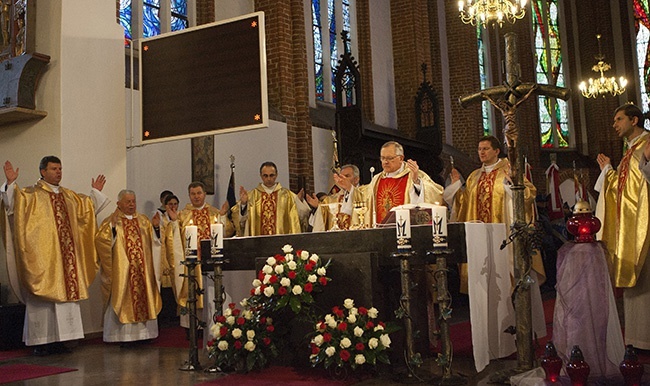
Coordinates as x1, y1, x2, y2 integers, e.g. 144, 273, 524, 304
531, 0, 571, 148
634, 0, 650, 129
477, 26, 493, 136
311, 0, 354, 104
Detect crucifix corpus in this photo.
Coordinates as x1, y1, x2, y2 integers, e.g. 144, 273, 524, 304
459, 32, 570, 377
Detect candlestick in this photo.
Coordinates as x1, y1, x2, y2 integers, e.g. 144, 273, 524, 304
432, 203, 448, 247
210, 223, 223, 249
185, 222, 198, 256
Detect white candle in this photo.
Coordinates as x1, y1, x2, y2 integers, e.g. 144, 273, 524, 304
395, 209, 411, 239
185, 221, 198, 252
210, 222, 223, 249
432, 204, 448, 247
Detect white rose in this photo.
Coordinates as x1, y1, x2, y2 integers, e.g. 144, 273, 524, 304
274, 265, 284, 274
380, 334, 391, 348
292, 285, 303, 295
226, 316, 235, 325
282, 244, 293, 253
244, 341, 256, 352
374, 325, 384, 332
287, 261, 297, 270
217, 340, 229, 351
262, 274, 272, 284
347, 314, 357, 324
252, 279, 262, 288
300, 250, 310, 260
309, 253, 319, 263
246, 330, 256, 341
240, 298, 248, 307
223, 308, 232, 317
308, 274, 317, 283
280, 277, 291, 287
355, 354, 366, 365
317, 267, 327, 276
262, 265, 273, 274
266, 256, 277, 266
264, 286, 275, 297
368, 307, 379, 318
340, 337, 352, 349
368, 337, 379, 349
326, 318, 337, 329
325, 346, 336, 357
285, 253, 294, 262
350, 307, 358, 316
231, 328, 242, 339
243, 310, 253, 320
343, 298, 354, 309
311, 334, 324, 347
254, 287, 261, 295
210, 322, 221, 338
353, 326, 364, 337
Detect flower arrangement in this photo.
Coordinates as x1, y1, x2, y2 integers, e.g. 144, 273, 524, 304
207, 302, 278, 373
247, 244, 331, 314
308, 298, 399, 370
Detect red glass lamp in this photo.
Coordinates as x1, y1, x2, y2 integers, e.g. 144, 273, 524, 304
566, 345, 590, 385
620, 344, 644, 386
541, 341, 563, 382
566, 200, 601, 243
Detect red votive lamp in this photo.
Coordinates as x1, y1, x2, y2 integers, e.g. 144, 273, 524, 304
620, 344, 644, 386
566, 200, 601, 243
541, 341, 563, 382
566, 345, 590, 385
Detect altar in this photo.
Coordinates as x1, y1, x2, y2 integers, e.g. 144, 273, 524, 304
217, 222, 525, 371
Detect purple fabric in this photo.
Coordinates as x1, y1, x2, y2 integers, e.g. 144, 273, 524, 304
553, 242, 622, 377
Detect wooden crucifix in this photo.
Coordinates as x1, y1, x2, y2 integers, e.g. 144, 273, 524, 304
459, 32, 570, 375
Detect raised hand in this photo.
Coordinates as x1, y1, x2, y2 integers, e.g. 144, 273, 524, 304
406, 159, 420, 182
450, 168, 461, 184
596, 154, 611, 171
167, 205, 178, 221
305, 192, 320, 209
296, 188, 305, 201
151, 212, 161, 227
220, 201, 230, 216
239, 186, 248, 205
333, 173, 352, 191
3, 160, 19, 185
92, 174, 106, 191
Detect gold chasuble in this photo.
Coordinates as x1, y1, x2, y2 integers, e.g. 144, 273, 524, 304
598, 134, 650, 287
96, 213, 162, 324
231, 183, 301, 236
12, 181, 98, 302
313, 188, 365, 231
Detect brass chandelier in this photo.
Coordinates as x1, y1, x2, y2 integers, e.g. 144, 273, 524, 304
579, 34, 627, 98
458, 0, 527, 28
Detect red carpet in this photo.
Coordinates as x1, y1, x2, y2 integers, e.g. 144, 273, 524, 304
0, 363, 77, 383
151, 326, 204, 349
0, 348, 30, 361
196, 366, 353, 386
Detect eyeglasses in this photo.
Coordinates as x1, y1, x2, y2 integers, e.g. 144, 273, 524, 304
380, 155, 401, 162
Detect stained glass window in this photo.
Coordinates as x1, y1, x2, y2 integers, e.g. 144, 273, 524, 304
532, 0, 570, 148
477, 26, 492, 136
119, 0, 133, 47
311, 0, 355, 103
634, 0, 650, 129
119, 0, 189, 48
171, 0, 188, 32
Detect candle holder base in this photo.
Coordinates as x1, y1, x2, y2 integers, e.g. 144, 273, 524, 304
179, 361, 203, 371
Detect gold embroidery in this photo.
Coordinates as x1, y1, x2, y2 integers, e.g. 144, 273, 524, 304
260, 191, 278, 235
49, 192, 80, 301
123, 217, 149, 322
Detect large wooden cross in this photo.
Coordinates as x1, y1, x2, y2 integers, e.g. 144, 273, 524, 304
459, 32, 570, 374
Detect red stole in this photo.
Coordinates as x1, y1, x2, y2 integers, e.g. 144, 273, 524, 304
376, 175, 409, 223
476, 170, 498, 223
192, 207, 212, 240
617, 142, 641, 220
260, 191, 278, 235
48, 192, 81, 301
123, 217, 149, 322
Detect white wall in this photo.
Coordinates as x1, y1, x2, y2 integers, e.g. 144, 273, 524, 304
370, 1, 397, 129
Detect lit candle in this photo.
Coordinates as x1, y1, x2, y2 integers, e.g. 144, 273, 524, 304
432, 203, 448, 247
185, 220, 198, 254
395, 208, 411, 239
210, 222, 223, 249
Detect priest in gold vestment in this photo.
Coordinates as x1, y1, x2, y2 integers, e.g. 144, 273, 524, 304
1, 156, 108, 355
444, 136, 546, 341
95, 190, 162, 343
356, 141, 443, 228
231, 161, 302, 236
308, 164, 364, 231
596, 103, 650, 350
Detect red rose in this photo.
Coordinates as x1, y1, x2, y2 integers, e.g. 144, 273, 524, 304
228, 303, 236, 309
337, 322, 348, 331
366, 321, 374, 329
207, 340, 214, 347
250, 288, 256, 295
311, 344, 320, 355
269, 275, 278, 284
276, 255, 285, 263
263, 337, 271, 346
379, 321, 386, 328
340, 349, 350, 361
234, 341, 242, 350
267, 325, 275, 333
258, 271, 265, 280
219, 326, 228, 337
358, 307, 368, 315
305, 262, 314, 271
278, 287, 287, 296
318, 322, 327, 331
332, 306, 344, 317
304, 283, 313, 293
323, 332, 332, 342
215, 315, 226, 323
296, 250, 302, 256
355, 342, 365, 351
236, 317, 245, 325
260, 317, 267, 324
232, 308, 241, 316
319, 277, 328, 286
288, 271, 297, 279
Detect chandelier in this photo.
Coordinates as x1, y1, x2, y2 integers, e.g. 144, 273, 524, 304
579, 34, 627, 98
458, 0, 527, 28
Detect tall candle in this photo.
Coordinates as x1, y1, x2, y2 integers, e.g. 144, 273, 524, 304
432, 203, 448, 247
210, 222, 223, 249
395, 209, 411, 239
185, 221, 198, 252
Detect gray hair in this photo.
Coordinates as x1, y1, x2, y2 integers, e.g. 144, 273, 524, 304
340, 164, 360, 178
117, 189, 136, 201
381, 141, 404, 156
